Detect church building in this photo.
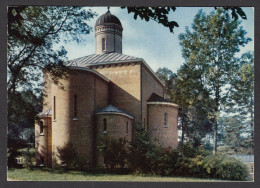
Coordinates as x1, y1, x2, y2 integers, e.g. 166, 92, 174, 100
35, 9, 179, 168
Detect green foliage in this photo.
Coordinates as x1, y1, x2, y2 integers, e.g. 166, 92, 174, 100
7, 6, 95, 168
7, 90, 41, 168
222, 51, 254, 154
23, 147, 34, 169
7, 122, 28, 168
57, 143, 79, 169
98, 137, 128, 169
165, 144, 249, 180
122, 7, 246, 33
127, 130, 249, 181
8, 6, 95, 94
202, 155, 249, 180
122, 7, 178, 33
156, 67, 175, 99
175, 8, 251, 152
128, 126, 154, 173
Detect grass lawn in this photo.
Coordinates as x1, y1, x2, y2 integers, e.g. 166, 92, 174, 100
7, 168, 231, 182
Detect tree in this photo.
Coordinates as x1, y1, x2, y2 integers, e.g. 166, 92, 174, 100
172, 63, 214, 146
155, 67, 175, 99
8, 6, 95, 95
7, 7, 96, 167
122, 7, 247, 33
7, 6, 95, 140
128, 126, 154, 173
178, 8, 251, 154
221, 51, 254, 154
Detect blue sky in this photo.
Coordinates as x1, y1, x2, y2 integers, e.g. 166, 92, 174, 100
62, 7, 254, 74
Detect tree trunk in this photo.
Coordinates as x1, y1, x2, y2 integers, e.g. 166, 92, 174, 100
181, 116, 184, 143
213, 120, 218, 155
213, 84, 220, 155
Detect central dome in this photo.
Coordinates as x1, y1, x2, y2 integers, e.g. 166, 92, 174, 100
95, 9, 123, 54
95, 10, 122, 27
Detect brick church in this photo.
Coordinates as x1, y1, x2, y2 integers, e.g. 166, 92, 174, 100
35, 9, 179, 168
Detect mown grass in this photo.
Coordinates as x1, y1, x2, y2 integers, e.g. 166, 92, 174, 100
7, 168, 231, 181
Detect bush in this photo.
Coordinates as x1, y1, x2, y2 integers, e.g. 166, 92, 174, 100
203, 155, 249, 180
23, 147, 33, 169
57, 143, 79, 169
128, 126, 154, 173
98, 137, 128, 169
146, 142, 249, 181
100, 126, 249, 181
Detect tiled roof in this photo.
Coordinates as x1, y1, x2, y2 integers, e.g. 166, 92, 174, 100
233, 155, 254, 163
66, 52, 142, 67
38, 108, 52, 117
147, 93, 171, 103
95, 104, 133, 119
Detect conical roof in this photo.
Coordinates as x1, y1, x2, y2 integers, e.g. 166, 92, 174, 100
95, 104, 133, 119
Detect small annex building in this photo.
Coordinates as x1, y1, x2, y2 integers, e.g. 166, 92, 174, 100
35, 9, 179, 168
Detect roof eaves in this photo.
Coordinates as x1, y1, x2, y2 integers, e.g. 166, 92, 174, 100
140, 59, 165, 87
96, 111, 134, 119
147, 102, 179, 108
87, 58, 143, 66
67, 66, 110, 82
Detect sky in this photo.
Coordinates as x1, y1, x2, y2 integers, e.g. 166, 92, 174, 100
62, 7, 254, 74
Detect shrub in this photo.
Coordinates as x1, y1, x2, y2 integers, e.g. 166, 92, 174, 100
98, 137, 128, 169
202, 155, 249, 180
128, 126, 154, 173
57, 143, 79, 169
214, 156, 249, 180
23, 147, 33, 169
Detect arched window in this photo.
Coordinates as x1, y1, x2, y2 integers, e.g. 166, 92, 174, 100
103, 118, 107, 132
164, 113, 168, 128
126, 121, 128, 135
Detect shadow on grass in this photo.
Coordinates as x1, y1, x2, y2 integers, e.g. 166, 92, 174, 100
30, 166, 132, 176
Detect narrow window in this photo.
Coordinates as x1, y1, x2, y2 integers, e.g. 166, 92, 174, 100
126, 121, 128, 135
103, 118, 107, 132
40, 121, 43, 134
164, 113, 168, 128
102, 38, 106, 51
53, 96, 56, 120
73, 95, 78, 119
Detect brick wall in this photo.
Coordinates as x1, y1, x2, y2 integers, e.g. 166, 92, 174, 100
92, 63, 142, 130
148, 104, 178, 148
95, 114, 133, 167
49, 69, 108, 167
141, 65, 164, 127
42, 72, 52, 112
35, 117, 51, 166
